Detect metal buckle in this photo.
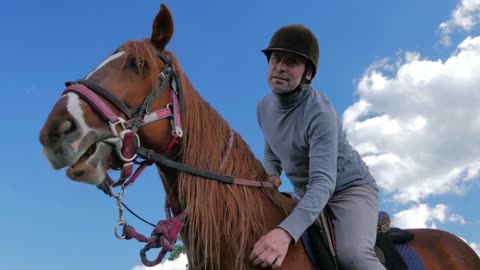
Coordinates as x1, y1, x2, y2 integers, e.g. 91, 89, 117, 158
109, 118, 127, 136
117, 130, 140, 162
103, 133, 140, 163
173, 126, 183, 138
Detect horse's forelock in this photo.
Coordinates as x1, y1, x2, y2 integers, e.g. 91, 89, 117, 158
118, 39, 163, 86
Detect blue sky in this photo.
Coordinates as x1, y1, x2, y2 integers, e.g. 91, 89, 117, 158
2, 0, 480, 269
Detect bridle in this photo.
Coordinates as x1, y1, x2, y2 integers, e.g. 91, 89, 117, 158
63, 53, 183, 188
61, 51, 280, 266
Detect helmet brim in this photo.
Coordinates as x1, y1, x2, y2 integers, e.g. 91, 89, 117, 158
261, 48, 310, 60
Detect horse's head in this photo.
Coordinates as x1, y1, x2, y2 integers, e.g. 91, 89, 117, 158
39, 4, 180, 185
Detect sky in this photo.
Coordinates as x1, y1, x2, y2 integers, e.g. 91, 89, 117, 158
1, 0, 480, 269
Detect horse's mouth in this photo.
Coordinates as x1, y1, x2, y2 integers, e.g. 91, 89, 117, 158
69, 143, 98, 169
65, 140, 113, 183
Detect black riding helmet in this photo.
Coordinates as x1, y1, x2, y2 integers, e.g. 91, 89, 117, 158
261, 24, 320, 84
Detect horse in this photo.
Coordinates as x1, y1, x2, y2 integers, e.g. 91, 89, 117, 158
39, 3, 480, 270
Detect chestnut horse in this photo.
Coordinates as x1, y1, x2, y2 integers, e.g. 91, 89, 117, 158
39, 3, 480, 270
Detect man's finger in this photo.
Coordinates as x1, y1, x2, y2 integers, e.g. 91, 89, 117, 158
261, 253, 278, 268
251, 250, 268, 266
272, 255, 285, 270
248, 240, 266, 262
248, 249, 258, 262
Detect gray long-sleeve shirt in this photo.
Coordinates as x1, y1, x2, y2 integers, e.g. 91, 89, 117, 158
257, 85, 375, 242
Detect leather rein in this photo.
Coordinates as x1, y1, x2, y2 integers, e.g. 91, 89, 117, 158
61, 51, 279, 266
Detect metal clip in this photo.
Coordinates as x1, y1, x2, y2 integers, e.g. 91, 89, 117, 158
114, 220, 127, 240
159, 71, 166, 81
113, 187, 127, 239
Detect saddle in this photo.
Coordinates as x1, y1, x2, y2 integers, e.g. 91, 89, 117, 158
303, 209, 414, 270
374, 211, 414, 270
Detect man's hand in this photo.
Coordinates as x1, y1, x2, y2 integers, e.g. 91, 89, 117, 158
269, 174, 282, 188
248, 228, 292, 269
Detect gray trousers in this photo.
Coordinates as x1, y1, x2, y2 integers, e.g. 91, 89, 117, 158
327, 182, 386, 270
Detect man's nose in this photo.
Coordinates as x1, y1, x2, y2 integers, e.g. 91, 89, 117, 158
274, 60, 288, 71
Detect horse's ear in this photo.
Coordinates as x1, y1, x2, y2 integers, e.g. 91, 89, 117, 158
151, 3, 174, 51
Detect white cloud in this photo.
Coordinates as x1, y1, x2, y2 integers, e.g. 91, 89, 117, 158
438, 0, 480, 45
391, 205, 479, 255
459, 237, 480, 255
391, 204, 453, 228
344, 35, 480, 203
469, 242, 480, 255
132, 254, 188, 270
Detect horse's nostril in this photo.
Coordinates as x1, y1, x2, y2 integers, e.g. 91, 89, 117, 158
51, 130, 60, 141
49, 120, 76, 143
59, 120, 76, 135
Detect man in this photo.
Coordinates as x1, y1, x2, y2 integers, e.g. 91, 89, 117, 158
248, 24, 386, 270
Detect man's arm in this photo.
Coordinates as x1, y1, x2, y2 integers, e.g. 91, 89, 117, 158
278, 104, 339, 243
263, 138, 282, 177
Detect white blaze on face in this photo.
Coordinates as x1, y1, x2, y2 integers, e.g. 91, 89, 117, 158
85, 51, 126, 80
65, 93, 94, 153
64, 93, 109, 184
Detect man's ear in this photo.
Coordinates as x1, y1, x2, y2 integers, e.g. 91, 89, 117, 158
305, 68, 313, 81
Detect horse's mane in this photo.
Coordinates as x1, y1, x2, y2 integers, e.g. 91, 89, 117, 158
121, 39, 297, 270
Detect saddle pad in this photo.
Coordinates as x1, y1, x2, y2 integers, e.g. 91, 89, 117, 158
301, 231, 322, 270
302, 231, 427, 270
394, 243, 427, 270
300, 225, 337, 270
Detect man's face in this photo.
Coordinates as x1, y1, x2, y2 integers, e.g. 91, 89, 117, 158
267, 51, 312, 94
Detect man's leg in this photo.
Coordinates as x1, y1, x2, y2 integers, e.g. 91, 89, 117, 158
328, 182, 385, 270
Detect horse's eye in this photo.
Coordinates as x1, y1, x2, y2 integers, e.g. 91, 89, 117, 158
127, 57, 147, 74
128, 57, 139, 69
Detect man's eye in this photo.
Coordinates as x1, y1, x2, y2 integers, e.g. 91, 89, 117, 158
286, 59, 298, 66
271, 56, 282, 62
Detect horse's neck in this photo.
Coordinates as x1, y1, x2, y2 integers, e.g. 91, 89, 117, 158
156, 166, 183, 214
156, 80, 288, 269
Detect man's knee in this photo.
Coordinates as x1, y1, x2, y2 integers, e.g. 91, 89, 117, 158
337, 246, 363, 268
336, 246, 384, 270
